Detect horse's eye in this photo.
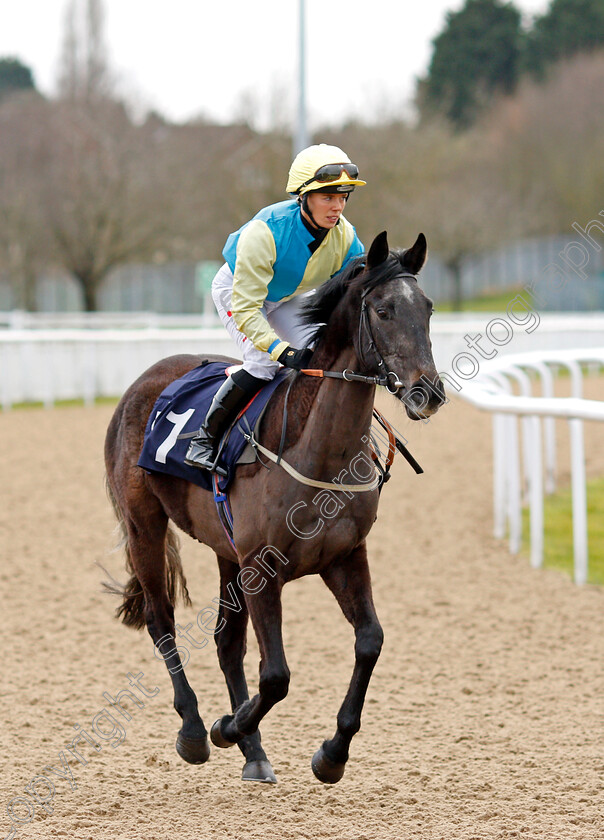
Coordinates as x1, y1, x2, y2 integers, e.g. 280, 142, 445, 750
376, 308, 388, 320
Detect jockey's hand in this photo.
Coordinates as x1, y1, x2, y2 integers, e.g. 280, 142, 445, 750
277, 346, 313, 370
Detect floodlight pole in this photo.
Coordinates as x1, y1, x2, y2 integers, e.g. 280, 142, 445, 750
294, 0, 309, 156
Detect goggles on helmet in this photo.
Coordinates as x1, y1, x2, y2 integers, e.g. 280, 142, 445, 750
296, 163, 360, 193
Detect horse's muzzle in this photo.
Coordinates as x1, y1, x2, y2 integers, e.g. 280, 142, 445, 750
400, 376, 446, 420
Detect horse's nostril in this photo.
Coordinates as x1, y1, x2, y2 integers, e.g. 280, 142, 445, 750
402, 384, 429, 413
403, 376, 445, 415
408, 390, 426, 407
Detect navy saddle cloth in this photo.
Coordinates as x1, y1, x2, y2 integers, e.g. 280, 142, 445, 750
137, 361, 289, 492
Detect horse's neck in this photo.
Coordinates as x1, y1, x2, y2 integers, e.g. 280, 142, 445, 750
297, 345, 376, 467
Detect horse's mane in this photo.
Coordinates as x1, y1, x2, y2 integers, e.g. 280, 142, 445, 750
300, 248, 411, 344
254, 241, 421, 466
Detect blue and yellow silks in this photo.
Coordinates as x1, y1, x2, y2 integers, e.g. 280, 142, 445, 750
222, 200, 364, 360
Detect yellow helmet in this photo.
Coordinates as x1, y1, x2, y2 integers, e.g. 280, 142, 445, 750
286, 144, 367, 196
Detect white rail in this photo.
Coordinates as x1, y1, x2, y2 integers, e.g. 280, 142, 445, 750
457, 348, 604, 585
0, 329, 239, 409
2, 313, 604, 409
0, 310, 221, 330
1, 319, 603, 585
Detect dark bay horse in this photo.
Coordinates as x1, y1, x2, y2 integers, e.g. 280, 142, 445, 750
104, 231, 445, 785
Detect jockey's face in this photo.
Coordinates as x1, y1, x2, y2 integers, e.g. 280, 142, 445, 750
303, 192, 348, 229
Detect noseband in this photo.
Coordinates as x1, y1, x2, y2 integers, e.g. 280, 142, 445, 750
278, 271, 424, 478
300, 272, 418, 393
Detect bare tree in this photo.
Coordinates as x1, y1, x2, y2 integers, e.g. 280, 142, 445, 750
0, 94, 51, 309
327, 118, 522, 309
37, 99, 181, 310
484, 51, 604, 232
403, 122, 525, 309
58, 0, 112, 103
85, 0, 108, 101
164, 120, 290, 262
9, 0, 179, 310
3, 27, 600, 316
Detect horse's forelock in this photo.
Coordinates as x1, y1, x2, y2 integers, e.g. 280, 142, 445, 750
356, 251, 405, 296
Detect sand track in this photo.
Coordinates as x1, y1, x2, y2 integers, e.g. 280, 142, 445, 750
1, 390, 602, 839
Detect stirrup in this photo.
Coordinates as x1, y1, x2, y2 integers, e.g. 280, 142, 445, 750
184, 436, 228, 477
183, 373, 263, 477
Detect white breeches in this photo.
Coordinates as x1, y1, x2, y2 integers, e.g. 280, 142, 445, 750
211, 263, 318, 380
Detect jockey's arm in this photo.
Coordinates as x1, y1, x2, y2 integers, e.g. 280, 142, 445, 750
229, 220, 289, 361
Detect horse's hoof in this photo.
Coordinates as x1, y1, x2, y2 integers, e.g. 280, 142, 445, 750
210, 717, 237, 749
175, 733, 210, 764
311, 747, 346, 784
242, 760, 277, 784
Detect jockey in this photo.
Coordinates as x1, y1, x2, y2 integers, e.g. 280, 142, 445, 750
185, 143, 366, 472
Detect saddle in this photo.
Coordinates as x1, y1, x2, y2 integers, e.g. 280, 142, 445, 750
137, 361, 289, 493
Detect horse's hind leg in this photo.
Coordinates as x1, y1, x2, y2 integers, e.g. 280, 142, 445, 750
121, 498, 210, 765
312, 542, 383, 784
213, 556, 276, 783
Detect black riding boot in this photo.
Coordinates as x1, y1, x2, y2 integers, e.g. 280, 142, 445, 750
184, 370, 264, 474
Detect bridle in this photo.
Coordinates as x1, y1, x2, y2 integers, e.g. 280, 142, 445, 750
239, 271, 425, 487
300, 272, 419, 395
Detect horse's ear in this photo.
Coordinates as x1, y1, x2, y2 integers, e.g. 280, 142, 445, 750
402, 233, 427, 275
366, 231, 390, 269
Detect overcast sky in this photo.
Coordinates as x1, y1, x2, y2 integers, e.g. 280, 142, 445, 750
1, 0, 549, 128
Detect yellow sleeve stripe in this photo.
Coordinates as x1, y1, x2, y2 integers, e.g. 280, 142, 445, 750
230, 220, 283, 354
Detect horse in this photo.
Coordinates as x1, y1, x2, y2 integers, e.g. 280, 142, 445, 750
103, 230, 445, 785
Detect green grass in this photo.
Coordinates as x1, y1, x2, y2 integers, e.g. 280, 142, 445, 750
522, 476, 604, 585
437, 287, 526, 312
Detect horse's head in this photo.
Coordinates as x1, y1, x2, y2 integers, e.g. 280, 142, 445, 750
354, 231, 445, 421
302, 231, 445, 420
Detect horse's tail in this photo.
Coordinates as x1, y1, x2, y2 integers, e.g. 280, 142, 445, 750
102, 475, 192, 630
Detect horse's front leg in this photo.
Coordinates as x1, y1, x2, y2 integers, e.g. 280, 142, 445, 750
210, 548, 290, 750
213, 555, 277, 783
312, 542, 383, 784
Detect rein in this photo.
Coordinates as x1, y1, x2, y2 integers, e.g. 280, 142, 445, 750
299, 367, 397, 388
241, 433, 381, 493
228, 269, 425, 495
300, 272, 418, 396
240, 274, 425, 490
